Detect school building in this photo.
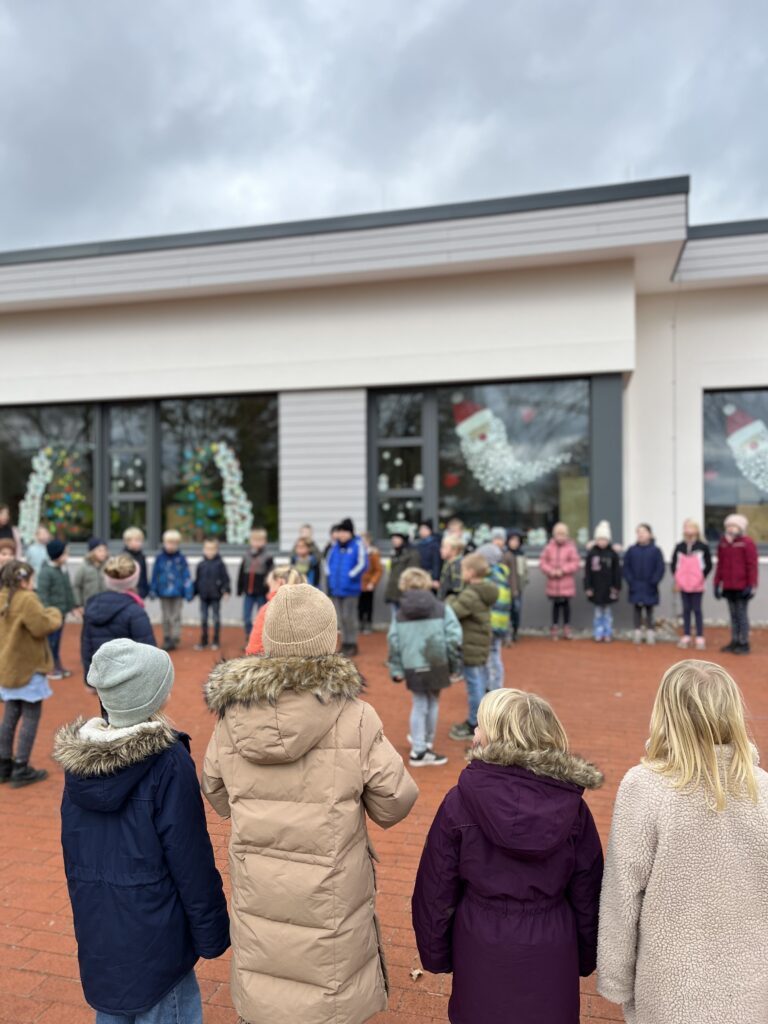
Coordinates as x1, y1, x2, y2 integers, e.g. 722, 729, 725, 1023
1, 174, 767, 626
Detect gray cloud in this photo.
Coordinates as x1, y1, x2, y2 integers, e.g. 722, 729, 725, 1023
1, 0, 766, 251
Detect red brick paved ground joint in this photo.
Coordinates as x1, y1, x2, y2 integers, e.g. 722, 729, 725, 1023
1, 626, 765, 1022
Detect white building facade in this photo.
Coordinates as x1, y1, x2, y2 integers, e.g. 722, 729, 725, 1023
1, 176, 767, 626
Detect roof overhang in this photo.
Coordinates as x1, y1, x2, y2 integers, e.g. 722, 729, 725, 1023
674, 219, 768, 289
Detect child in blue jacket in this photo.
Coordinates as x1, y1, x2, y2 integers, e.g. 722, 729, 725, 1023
623, 523, 665, 645
54, 639, 230, 1023
150, 529, 193, 651
326, 517, 368, 656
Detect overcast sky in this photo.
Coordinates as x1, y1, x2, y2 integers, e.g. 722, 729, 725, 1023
1, 0, 766, 251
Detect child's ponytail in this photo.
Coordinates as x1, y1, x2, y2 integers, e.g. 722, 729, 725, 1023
0, 560, 34, 617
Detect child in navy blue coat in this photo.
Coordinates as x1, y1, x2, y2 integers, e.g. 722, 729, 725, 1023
623, 523, 665, 645
81, 555, 156, 678
150, 529, 193, 651
194, 538, 231, 651
54, 639, 230, 1023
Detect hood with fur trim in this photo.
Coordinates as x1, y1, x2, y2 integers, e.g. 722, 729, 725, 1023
459, 750, 603, 858
54, 716, 181, 813
204, 654, 364, 765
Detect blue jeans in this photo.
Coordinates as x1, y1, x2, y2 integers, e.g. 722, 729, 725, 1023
464, 664, 489, 728
95, 970, 202, 1024
486, 635, 504, 690
593, 605, 613, 639
243, 594, 266, 639
48, 626, 64, 670
410, 691, 440, 754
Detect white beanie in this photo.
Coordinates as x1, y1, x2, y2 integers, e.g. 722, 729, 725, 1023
724, 513, 749, 533
593, 520, 612, 542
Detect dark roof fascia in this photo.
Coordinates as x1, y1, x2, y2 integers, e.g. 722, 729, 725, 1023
688, 219, 768, 240
0, 176, 690, 267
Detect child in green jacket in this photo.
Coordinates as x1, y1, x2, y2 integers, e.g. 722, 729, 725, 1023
37, 541, 77, 678
447, 554, 498, 741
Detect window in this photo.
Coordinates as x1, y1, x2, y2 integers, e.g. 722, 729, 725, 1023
372, 390, 426, 539
108, 403, 151, 542
0, 404, 95, 542
160, 395, 278, 543
704, 389, 768, 544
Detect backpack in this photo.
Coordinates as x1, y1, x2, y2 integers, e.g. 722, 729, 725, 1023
489, 563, 512, 635
674, 551, 705, 593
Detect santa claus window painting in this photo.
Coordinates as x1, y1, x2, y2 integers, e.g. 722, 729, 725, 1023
704, 390, 768, 543
437, 380, 590, 542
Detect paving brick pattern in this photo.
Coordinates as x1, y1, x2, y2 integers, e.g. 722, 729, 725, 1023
1, 626, 766, 1023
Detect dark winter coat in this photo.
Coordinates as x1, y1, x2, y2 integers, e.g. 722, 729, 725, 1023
447, 580, 498, 666
194, 555, 231, 601
237, 548, 274, 598
80, 592, 157, 677
53, 718, 230, 1017
416, 535, 442, 581
123, 547, 149, 599
714, 534, 759, 593
150, 550, 193, 600
384, 544, 421, 603
413, 750, 604, 1024
622, 542, 665, 606
37, 562, 76, 616
326, 536, 368, 598
387, 589, 462, 692
438, 556, 463, 601
584, 546, 622, 605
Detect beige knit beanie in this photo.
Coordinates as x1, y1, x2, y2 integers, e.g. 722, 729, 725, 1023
263, 584, 339, 657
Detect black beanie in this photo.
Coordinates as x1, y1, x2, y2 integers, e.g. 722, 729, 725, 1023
47, 539, 66, 561
338, 518, 355, 534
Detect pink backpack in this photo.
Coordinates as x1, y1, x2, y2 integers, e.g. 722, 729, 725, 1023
675, 552, 705, 593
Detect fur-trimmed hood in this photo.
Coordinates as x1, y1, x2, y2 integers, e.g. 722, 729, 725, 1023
54, 716, 181, 813
459, 751, 603, 858
204, 655, 364, 766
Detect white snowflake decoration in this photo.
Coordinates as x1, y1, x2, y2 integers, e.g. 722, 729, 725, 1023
211, 441, 254, 544
18, 448, 55, 544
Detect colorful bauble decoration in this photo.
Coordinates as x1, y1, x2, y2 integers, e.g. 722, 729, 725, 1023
724, 404, 768, 494
19, 446, 91, 543
452, 396, 571, 494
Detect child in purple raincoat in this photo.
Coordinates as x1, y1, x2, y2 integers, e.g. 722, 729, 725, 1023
412, 688, 604, 1024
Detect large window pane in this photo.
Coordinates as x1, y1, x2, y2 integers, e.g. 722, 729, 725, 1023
377, 392, 423, 438
704, 389, 768, 543
377, 446, 423, 492
160, 395, 278, 543
0, 405, 95, 543
437, 381, 590, 543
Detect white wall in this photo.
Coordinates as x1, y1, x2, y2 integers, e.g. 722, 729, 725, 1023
0, 260, 635, 405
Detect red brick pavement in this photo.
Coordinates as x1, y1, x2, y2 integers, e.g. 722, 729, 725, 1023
1, 626, 766, 1023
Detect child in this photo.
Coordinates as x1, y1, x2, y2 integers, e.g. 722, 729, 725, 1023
623, 523, 665, 645
384, 530, 421, 612
150, 529, 193, 652
540, 522, 581, 640
0, 538, 16, 571
414, 688, 604, 1024
194, 538, 231, 651
37, 539, 77, 679
326, 518, 368, 656
24, 524, 51, 579
714, 512, 758, 655
671, 518, 712, 650
358, 531, 383, 634
73, 536, 108, 608
598, 660, 767, 1024
0, 561, 62, 787
237, 528, 274, 642
416, 519, 442, 586
387, 567, 461, 767
584, 520, 621, 642
202, 584, 417, 1024
54, 638, 230, 1022
447, 553, 498, 741
0, 503, 22, 558
438, 534, 465, 600
81, 555, 156, 678
122, 525, 150, 599
476, 540, 512, 689
292, 536, 321, 588
503, 529, 529, 642
245, 565, 305, 656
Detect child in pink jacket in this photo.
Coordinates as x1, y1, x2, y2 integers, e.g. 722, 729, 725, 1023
540, 522, 581, 640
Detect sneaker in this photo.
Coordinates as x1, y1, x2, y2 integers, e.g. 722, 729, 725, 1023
604, 635, 613, 644
593, 636, 603, 643
550, 626, 560, 642
677, 636, 691, 650
562, 626, 573, 640
10, 763, 48, 789
194, 644, 207, 652
633, 629, 643, 646
0, 758, 12, 784
694, 637, 706, 651
61, 670, 72, 679
449, 721, 475, 741
409, 750, 448, 768
47, 671, 64, 681
211, 643, 220, 652
407, 734, 433, 751
646, 630, 656, 646
720, 641, 737, 653
733, 643, 751, 655
341, 644, 359, 657
163, 641, 176, 652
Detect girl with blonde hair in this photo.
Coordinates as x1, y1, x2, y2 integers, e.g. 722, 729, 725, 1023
671, 518, 712, 650
598, 659, 768, 1024
413, 688, 604, 1024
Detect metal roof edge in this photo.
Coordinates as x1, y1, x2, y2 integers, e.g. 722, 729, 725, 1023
0, 175, 690, 267
688, 219, 768, 240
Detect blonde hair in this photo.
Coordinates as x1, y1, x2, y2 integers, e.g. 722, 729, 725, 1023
104, 554, 138, 580
399, 567, 433, 592
162, 529, 181, 544
477, 689, 569, 754
250, 527, 267, 540
644, 660, 758, 811
461, 553, 489, 579
123, 526, 145, 543
442, 535, 465, 554
682, 518, 701, 538
268, 565, 305, 589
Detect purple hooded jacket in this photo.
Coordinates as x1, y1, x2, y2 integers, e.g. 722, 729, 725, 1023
412, 751, 604, 1024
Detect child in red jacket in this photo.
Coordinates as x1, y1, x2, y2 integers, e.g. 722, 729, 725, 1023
714, 513, 758, 655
